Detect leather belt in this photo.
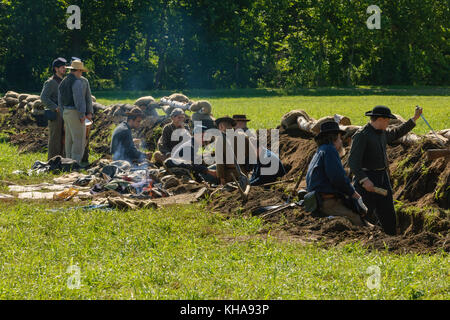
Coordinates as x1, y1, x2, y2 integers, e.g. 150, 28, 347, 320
362, 167, 386, 171
319, 193, 337, 199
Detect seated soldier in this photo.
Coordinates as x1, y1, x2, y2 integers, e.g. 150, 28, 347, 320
154, 108, 191, 166
306, 121, 365, 226
164, 123, 218, 184
215, 116, 256, 185
233, 114, 251, 133
249, 139, 286, 186
110, 108, 152, 163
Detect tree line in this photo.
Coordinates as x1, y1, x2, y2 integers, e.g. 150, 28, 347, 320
0, 0, 448, 92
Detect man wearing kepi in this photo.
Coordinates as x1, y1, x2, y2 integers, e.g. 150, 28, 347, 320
154, 108, 191, 166
348, 105, 423, 235
306, 121, 366, 226
110, 107, 152, 163
40, 57, 67, 160
58, 60, 93, 164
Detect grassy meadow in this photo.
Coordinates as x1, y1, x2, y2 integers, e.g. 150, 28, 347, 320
0, 87, 449, 299
95, 87, 450, 134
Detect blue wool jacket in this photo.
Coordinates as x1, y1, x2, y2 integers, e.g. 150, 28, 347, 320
306, 143, 355, 197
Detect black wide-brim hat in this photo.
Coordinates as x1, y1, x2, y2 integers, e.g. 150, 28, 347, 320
232, 114, 251, 122
215, 116, 236, 127
316, 121, 346, 137
365, 105, 397, 119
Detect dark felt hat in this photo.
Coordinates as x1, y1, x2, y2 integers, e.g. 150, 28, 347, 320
215, 116, 236, 127
232, 114, 251, 122
316, 121, 346, 137
365, 105, 397, 119
125, 107, 145, 117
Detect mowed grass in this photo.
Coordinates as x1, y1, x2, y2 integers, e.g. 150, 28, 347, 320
0, 201, 448, 300
0, 88, 449, 299
95, 87, 450, 135
0, 143, 449, 299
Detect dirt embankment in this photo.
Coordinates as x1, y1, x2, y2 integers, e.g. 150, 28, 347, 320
208, 130, 449, 254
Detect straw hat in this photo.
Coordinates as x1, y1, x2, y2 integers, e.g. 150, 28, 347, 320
66, 60, 89, 72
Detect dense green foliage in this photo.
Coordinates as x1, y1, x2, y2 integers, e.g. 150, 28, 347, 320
0, 0, 448, 92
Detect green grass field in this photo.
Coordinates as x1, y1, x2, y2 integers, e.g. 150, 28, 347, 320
0, 88, 449, 299
95, 87, 450, 134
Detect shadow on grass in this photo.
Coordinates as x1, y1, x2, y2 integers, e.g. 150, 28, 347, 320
93, 86, 450, 100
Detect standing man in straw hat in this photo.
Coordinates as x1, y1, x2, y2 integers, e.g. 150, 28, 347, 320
110, 107, 153, 163
40, 57, 67, 160
58, 59, 92, 164
70, 58, 94, 164
306, 121, 366, 226
348, 105, 423, 234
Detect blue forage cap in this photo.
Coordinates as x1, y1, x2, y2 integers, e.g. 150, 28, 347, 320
52, 57, 67, 69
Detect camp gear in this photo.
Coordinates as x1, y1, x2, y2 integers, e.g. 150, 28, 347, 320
303, 191, 319, 213
233, 115, 251, 122
215, 116, 236, 127
315, 121, 346, 137
66, 60, 89, 72
364, 105, 397, 119
417, 106, 447, 147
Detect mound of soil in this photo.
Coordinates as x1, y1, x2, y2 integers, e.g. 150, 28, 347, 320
207, 187, 449, 254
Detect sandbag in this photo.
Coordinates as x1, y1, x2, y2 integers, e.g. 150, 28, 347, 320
281, 110, 313, 129
18, 94, 29, 102
437, 129, 450, 140
18, 100, 27, 109
311, 114, 352, 135
5, 97, 18, 108
0, 99, 6, 108
5, 91, 19, 99
134, 96, 155, 108
25, 95, 40, 103
395, 133, 421, 146
91, 95, 96, 102
424, 133, 448, 146
296, 116, 315, 132
389, 114, 406, 126
168, 93, 189, 103
190, 100, 212, 114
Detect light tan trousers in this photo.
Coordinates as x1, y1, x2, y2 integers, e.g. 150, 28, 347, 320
320, 198, 364, 226
63, 109, 86, 163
